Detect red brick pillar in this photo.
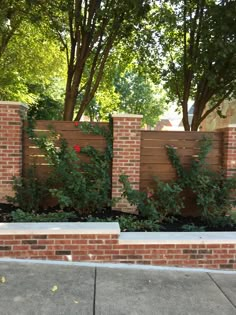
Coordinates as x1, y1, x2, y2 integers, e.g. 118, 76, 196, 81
0, 102, 28, 201
222, 125, 236, 178
112, 114, 142, 213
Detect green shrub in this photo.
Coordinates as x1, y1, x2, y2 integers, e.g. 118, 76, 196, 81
181, 223, 206, 232
23, 119, 112, 214
6, 167, 49, 212
86, 215, 160, 232
166, 137, 236, 226
119, 174, 184, 222
44, 138, 111, 214
11, 209, 77, 222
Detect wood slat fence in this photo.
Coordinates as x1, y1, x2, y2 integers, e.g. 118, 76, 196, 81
23, 121, 224, 211
23, 121, 108, 180
140, 130, 224, 190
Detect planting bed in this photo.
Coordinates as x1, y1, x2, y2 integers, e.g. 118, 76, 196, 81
1, 203, 236, 232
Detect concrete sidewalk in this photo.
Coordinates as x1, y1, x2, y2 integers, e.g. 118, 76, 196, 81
0, 261, 235, 315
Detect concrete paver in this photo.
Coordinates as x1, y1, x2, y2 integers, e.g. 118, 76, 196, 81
0, 262, 94, 315
0, 262, 235, 315
209, 273, 236, 308
95, 268, 236, 315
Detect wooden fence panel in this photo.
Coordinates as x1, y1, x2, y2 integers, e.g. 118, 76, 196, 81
23, 121, 109, 180
140, 130, 224, 190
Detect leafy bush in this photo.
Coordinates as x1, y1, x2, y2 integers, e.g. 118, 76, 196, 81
22, 119, 112, 214
119, 216, 160, 232
11, 209, 76, 222
44, 139, 111, 214
7, 167, 49, 212
205, 215, 236, 229
119, 174, 183, 222
166, 137, 236, 225
181, 223, 206, 232
87, 214, 160, 232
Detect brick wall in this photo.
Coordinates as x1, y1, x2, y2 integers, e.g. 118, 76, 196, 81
222, 125, 236, 177
0, 223, 235, 270
0, 102, 28, 201
112, 114, 142, 212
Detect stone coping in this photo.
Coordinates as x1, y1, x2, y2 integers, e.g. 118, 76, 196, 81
0, 223, 235, 245
0, 222, 120, 235
0, 101, 28, 109
119, 232, 236, 244
112, 114, 143, 118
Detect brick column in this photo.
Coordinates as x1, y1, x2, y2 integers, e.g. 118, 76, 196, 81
0, 102, 28, 201
222, 125, 236, 178
112, 114, 142, 213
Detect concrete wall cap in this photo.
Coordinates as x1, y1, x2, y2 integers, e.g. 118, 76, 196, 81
0, 222, 120, 235
112, 114, 143, 118
119, 232, 236, 244
0, 101, 28, 109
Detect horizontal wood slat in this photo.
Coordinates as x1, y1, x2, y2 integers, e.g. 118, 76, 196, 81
141, 131, 222, 141
23, 121, 109, 178
140, 130, 224, 190
26, 120, 108, 130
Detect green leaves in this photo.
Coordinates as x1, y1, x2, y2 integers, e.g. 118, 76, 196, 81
11, 209, 77, 222
136, 0, 236, 130
166, 136, 236, 225
27, 122, 112, 214
119, 173, 183, 222
114, 71, 167, 126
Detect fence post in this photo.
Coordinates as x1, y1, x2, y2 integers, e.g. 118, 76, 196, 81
222, 125, 236, 178
0, 101, 28, 201
112, 114, 143, 213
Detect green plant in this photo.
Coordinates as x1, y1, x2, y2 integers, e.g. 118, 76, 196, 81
6, 167, 49, 212
181, 223, 206, 232
119, 174, 183, 221
24, 119, 113, 214
86, 214, 160, 232
166, 137, 236, 225
206, 215, 236, 229
232, 211, 236, 223
11, 209, 77, 222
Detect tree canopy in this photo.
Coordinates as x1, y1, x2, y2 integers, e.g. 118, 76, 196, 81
137, 0, 236, 130
1, 0, 236, 128
114, 71, 166, 126
35, 0, 151, 121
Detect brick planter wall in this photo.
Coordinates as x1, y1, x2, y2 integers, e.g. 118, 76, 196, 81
0, 223, 235, 270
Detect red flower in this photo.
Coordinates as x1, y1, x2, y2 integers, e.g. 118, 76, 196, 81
147, 191, 153, 199
73, 144, 81, 153
74, 121, 79, 127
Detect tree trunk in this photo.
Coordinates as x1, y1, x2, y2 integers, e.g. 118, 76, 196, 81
63, 89, 78, 120
182, 114, 190, 131
182, 100, 190, 131
190, 118, 200, 131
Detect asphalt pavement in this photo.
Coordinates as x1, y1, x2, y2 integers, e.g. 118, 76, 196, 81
0, 261, 235, 315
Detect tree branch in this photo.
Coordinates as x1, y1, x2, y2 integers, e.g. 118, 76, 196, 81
199, 87, 234, 123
